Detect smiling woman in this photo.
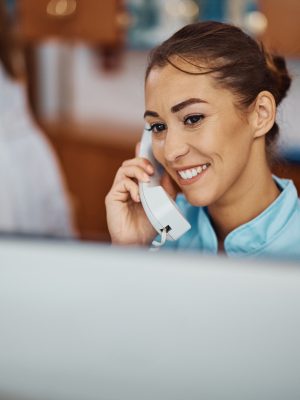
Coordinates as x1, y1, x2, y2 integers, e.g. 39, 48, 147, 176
105, 21, 300, 258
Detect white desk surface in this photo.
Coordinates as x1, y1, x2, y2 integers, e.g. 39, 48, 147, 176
0, 238, 300, 400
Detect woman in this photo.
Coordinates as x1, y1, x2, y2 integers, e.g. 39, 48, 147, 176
106, 21, 300, 257
0, 0, 75, 237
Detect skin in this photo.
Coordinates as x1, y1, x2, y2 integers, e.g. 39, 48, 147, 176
106, 60, 280, 250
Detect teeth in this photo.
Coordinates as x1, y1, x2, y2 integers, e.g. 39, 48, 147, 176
178, 164, 209, 180
186, 170, 193, 179
181, 170, 188, 179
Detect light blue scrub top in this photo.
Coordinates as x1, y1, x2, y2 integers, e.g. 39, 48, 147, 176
164, 176, 300, 259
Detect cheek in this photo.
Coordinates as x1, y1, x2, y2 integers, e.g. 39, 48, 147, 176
212, 118, 252, 161
225, 122, 253, 158
152, 139, 165, 164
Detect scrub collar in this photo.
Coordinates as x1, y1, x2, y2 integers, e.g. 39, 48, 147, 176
197, 177, 298, 256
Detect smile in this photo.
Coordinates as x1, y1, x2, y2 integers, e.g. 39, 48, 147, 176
177, 163, 210, 180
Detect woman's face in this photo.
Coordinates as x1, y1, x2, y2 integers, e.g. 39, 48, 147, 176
144, 63, 257, 207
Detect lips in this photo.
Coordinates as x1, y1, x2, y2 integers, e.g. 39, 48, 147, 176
177, 163, 210, 181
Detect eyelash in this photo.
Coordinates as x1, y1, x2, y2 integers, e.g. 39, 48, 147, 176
147, 114, 204, 134
184, 114, 204, 125
147, 123, 166, 134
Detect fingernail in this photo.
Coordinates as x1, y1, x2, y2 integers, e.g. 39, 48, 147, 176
143, 173, 150, 182
147, 165, 154, 174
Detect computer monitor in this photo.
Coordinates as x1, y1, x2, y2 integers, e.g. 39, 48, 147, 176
0, 237, 300, 400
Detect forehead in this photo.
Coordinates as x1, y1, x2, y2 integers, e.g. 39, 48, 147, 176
145, 64, 229, 108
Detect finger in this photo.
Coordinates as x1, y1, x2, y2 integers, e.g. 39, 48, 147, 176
113, 177, 141, 203
122, 157, 154, 174
114, 164, 151, 185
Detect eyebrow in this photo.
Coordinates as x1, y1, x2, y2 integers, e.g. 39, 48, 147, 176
171, 98, 207, 113
143, 97, 207, 119
143, 110, 159, 119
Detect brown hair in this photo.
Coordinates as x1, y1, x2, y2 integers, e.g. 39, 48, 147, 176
146, 21, 291, 158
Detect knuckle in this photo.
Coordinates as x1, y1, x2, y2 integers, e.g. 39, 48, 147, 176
121, 158, 134, 167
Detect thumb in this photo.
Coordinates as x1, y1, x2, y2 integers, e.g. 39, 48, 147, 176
160, 172, 179, 200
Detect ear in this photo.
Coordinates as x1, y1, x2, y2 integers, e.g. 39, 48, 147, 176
249, 91, 276, 139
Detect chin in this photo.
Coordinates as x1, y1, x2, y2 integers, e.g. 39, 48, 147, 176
182, 189, 214, 207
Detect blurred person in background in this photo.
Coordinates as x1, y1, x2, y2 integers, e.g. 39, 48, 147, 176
106, 21, 300, 258
0, 0, 75, 237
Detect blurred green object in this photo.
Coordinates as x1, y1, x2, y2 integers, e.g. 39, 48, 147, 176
5, 0, 15, 16
126, 0, 159, 49
126, 0, 228, 49
196, 0, 226, 21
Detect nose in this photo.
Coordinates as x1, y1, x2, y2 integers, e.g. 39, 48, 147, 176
163, 129, 190, 163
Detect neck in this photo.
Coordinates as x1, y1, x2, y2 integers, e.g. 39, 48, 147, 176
208, 145, 280, 245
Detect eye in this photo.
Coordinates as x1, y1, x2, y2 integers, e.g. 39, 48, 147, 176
148, 122, 167, 134
184, 114, 204, 125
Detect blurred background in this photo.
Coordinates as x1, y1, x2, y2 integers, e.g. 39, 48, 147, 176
1, 0, 300, 242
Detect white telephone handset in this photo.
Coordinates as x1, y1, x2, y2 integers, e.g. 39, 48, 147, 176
138, 128, 191, 247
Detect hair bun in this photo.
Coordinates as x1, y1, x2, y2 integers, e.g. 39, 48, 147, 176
265, 52, 291, 104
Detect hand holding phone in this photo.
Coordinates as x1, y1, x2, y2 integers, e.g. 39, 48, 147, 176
105, 128, 190, 247
138, 129, 191, 245
105, 139, 157, 246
